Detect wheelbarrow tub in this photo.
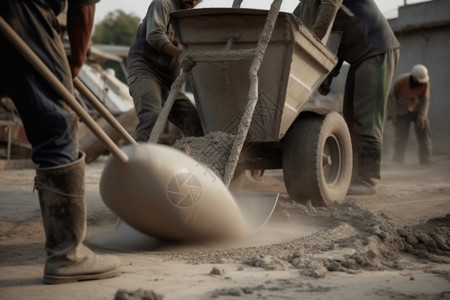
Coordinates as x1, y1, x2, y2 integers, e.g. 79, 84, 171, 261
171, 8, 338, 142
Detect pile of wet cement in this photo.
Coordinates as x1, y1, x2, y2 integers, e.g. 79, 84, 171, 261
155, 199, 450, 278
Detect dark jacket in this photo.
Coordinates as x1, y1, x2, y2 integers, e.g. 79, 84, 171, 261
294, 0, 400, 65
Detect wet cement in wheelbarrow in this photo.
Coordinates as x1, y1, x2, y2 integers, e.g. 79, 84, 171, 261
174, 131, 235, 179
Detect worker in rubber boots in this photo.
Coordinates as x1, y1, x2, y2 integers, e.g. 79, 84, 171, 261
127, 0, 204, 143
0, 0, 121, 284
294, 0, 400, 195
387, 64, 432, 165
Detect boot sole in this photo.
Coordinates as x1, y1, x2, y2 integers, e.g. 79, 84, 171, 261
43, 268, 121, 284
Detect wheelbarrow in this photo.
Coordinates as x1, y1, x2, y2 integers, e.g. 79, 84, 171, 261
158, 2, 353, 207
0, 5, 279, 242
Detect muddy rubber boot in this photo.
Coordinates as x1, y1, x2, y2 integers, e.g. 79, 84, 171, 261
347, 177, 376, 195
347, 149, 379, 196
35, 152, 121, 284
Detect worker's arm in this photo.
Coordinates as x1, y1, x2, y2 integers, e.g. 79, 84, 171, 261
416, 83, 430, 130
145, 1, 180, 56
162, 43, 182, 57
145, 2, 191, 69
313, 0, 343, 40
66, 3, 96, 78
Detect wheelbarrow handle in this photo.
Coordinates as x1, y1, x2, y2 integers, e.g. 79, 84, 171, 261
0, 16, 129, 163
148, 70, 189, 143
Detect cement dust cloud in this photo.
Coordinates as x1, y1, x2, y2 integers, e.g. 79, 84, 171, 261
88, 196, 324, 252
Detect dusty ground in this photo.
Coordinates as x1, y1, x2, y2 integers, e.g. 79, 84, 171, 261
1, 148, 450, 300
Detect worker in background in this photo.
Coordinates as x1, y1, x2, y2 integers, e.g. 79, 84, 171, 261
127, 0, 204, 143
388, 64, 432, 165
0, 0, 121, 284
294, 0, 400, 195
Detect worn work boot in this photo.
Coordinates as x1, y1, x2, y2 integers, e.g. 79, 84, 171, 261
347, 148, 380, 196
35, 152, 121, 284
347, 177, 376, 196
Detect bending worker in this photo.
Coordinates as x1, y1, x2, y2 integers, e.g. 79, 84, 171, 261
388, 64, 432, 165
294, 0, 400, 195
127, 0, 204, 143
0, 0, 121, 284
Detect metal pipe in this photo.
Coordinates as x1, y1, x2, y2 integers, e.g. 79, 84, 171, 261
222, 0, 283, 186
0, 16, 129, 163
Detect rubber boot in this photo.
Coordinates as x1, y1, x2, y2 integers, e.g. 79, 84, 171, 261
347, 149, 379, 196
35, 152, 121, 284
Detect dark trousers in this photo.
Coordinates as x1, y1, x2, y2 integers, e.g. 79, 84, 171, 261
343, 49, 400, 184
128, 73, 203, 143
0, 1, 78, 168
393, 112, 432, 164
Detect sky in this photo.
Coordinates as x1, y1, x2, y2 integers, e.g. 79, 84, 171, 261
94, 0, 431, 25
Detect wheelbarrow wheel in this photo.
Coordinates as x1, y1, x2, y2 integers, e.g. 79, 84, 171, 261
282, 112, 352, 206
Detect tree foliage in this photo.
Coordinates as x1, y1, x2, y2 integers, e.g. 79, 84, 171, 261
92, 10, 140, 46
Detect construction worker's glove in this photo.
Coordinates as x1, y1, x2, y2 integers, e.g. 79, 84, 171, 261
178, 51, 196, 72
416, 117, 426, 131
319, 59, 343, 96
318, 75, 332, 96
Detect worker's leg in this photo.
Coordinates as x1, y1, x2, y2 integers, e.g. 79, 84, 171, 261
128, 73, 164, 142
343, 61, 383, 191
169, 95, 204, 137
414, 116, 432, 164
35, 152, 121, 284
344, 49, 399, 195
393, 113, 411, 163
2, 1, 121, 284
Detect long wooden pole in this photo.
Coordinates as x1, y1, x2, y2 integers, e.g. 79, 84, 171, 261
73, 77, 136, 145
